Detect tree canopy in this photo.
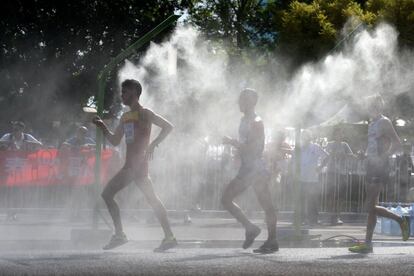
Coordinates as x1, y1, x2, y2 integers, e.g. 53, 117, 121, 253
1, 0, 413, 137
0, 0, 183, 135
188, 0, 414, 62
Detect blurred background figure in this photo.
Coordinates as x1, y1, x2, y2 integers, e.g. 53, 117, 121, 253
266, 129, 293, 179
62, 126, 95, 150
294, 130, 328, 226
0, 121, 42, 151
396, 142, 413, 201
0, 121, 42, 221
325, 127, 354, 225
60, 126, 95, 221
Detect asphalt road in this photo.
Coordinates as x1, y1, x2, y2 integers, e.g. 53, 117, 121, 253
1, 247, 414, 275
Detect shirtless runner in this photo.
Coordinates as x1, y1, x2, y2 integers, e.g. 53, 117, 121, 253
349, 95, 410, 253
221, 88, 278, 254
93, 79, 176, 252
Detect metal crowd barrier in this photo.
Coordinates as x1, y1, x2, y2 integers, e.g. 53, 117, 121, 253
0, 148, 114, 214
319, 155, 413, 213
0, 146, 413, 218
149, 149, 413, 214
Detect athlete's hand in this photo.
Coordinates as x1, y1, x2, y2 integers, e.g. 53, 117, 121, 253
92, 116, 105, 129
146, 143, 157, 160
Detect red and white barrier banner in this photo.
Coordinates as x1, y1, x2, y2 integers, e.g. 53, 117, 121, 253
0, 149, 114, 186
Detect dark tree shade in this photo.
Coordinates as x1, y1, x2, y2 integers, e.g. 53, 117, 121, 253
0, 0, 184, 136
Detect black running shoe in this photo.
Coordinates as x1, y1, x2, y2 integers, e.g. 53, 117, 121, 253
154, 237, 178, 252
243, 226, 261, 249
103, 233, 128, 250
253, 239, 279, 254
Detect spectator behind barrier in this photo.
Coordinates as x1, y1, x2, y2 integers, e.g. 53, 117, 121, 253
0, 121, 42, 151
62, 126, 96, 150
292, 130, 328, 226
397, 142, 413, 201
0, 121, 42, 221
324, 127, 354, 225
266, 129, 293, 180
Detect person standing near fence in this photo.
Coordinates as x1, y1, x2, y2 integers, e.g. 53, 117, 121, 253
349, 95, 410, 254
62, 126, 96, 150
0, 121, 42, 221
93, 79, 176, 252
61, 126, 96, 220
221, 88, 278, 254
293, 130, 328, 226
397, 143, 413, 201
266, 130, 293, 179
325, 127, 354, 225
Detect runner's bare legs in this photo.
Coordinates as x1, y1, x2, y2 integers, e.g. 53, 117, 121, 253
139, 178, 174, 238
364, 183, 403, 243
253, 177, 277, 242
221, 179, 259, 231
94, 79, 176, 251
221, 88, 278, 252
349, 95, 409, 253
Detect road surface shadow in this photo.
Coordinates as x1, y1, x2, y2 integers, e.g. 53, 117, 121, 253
1, 252, 122, 266
172, 252, 247, 262
321, 254, 370, 260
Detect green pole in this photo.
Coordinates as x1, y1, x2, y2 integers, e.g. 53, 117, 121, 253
293, 127, 302, 238
93, 14, 181, 228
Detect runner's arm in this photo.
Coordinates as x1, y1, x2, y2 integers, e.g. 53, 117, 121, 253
382, 119, 402, 155
93, 116, 124, 146
149, 112, 173, 148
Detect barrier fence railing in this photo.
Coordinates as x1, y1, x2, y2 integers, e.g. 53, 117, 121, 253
0, 147, 413, 217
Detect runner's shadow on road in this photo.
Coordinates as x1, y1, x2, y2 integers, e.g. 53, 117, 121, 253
173, 251, 281, 263
321, 254, 370, 260
240, 252, 282, 264
2, 253, 106, 266
172, 252, 247, 262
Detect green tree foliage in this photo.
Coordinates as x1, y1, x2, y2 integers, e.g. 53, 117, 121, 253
318, 0, 375, 29
0, 0, 183, 134
1, 0, 413, 134
187, 0, 380, 63
274, 1, 336, 62
189, 0, 414, 61
273, 0, 375, 63
187, 0, 276, 51
367, 0, 414, 47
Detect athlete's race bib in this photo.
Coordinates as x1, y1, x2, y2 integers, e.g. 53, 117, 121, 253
124, 122, 135, 144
